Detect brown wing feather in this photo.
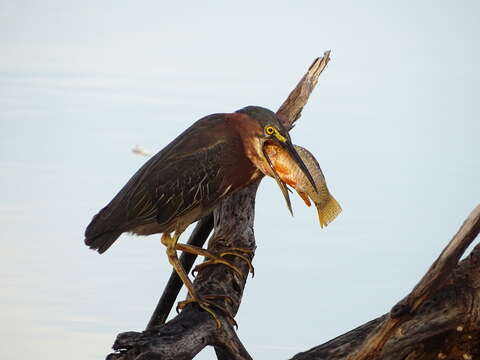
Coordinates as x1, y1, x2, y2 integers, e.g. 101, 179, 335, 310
84, 113, 254, 252
129, 140, 231, 229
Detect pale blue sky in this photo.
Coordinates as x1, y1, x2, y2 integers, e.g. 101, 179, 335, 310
1, 1, 479, 359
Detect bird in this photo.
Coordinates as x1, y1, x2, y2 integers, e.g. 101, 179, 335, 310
263, 143, 342, 228
131, 145, 152, 157
84, 105, 317, 326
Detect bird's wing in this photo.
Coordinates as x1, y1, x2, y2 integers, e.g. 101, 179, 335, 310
129, 139, 232, 228
85, 114, 239, 239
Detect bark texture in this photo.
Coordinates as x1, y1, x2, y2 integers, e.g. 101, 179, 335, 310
292, 205, 480, 360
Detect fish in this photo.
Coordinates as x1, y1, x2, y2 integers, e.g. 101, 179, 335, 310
263, 143, 342, 228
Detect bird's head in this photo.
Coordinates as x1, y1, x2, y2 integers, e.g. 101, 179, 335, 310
234, 106, 317, 215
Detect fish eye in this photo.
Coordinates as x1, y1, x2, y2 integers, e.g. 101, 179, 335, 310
265, 126, 275, 135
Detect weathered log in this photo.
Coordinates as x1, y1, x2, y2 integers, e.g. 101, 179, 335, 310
292, 204, 480, 360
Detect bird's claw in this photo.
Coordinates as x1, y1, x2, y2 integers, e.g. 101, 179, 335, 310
176, 295, 238, 329
192, 247, 255, 278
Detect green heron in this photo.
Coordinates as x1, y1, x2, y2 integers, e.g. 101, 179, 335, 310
85, 105, 317, 326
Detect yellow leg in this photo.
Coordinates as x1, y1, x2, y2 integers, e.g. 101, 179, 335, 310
175, 243, 254, 278
176, 295, 238, 329
161, 232, 230, 328
188, 246, 255, 278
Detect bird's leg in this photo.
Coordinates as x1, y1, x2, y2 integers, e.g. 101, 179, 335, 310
160, 232, 233, 328
190, 246, 255, 278
175, 243, 254, 279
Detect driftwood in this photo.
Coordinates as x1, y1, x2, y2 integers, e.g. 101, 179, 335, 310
293, 204, 480, 360
105, 53, 480, 359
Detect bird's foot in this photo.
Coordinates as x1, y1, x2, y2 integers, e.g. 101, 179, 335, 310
175, 244, 254, 279
192, 247, 254, 278
177, 295, 238, 328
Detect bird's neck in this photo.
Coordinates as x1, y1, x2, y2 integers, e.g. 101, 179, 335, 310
225, 113, 268, 175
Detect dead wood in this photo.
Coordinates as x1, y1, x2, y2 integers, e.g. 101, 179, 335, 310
292, 204, 480, 360
277, 51, 331, 129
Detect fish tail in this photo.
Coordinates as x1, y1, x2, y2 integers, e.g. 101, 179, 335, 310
316, 194, 342, 228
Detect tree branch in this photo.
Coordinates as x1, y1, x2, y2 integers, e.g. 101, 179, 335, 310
291, 204, 480, 360
345, 204, 480, 360
277, 51, 331, 129
401, 203, 480, 313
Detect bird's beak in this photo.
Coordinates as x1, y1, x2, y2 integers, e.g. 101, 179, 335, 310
261, 138, 318, 216
277, 139, 318, 192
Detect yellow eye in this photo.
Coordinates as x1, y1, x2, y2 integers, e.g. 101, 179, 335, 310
265, 126, 275, 135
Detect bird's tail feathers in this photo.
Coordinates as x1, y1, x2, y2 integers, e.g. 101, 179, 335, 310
85, 230, 123, 254
85, 206, 124, 254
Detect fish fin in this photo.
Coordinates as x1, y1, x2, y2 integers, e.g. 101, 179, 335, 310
316, 194, 342, 228
297, 191, 312, 207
